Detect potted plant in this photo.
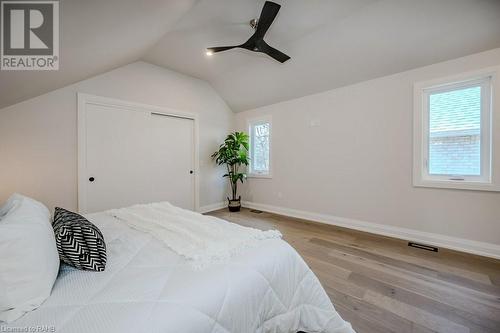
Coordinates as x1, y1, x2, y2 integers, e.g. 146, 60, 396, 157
211, 132, 249, 212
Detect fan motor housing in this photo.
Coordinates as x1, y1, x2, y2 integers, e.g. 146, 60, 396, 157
250, 19, 258, 29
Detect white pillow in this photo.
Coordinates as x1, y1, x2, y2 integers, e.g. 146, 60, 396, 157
0, 194, 60, 323
0, 195, 21, 220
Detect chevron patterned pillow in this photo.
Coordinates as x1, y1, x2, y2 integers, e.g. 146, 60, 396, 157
52, 208, 107, 271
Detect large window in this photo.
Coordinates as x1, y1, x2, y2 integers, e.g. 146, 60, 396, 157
248, 117, 271, 177
413, 72, 499, 191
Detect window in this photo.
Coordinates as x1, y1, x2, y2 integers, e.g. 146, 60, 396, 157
248, 117, 272, 177
414, 72, 499, 191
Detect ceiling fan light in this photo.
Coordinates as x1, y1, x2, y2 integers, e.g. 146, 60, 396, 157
206, 50, 214, 56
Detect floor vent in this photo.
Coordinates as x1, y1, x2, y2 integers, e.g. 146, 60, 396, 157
250, 209, 263, 214
408, 242, 438, 252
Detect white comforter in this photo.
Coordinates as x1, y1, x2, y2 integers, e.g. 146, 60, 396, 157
108, 202, 282, 269
4, 211, 354, 333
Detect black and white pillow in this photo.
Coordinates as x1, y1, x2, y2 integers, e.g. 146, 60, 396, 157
52, 208, 107, 271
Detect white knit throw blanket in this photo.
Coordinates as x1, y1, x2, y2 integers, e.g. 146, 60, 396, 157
108, 202, 282, 269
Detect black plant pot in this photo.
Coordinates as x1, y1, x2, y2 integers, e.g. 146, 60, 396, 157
228, 196, 241, 212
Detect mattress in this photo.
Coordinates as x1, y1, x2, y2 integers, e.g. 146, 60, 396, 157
3, 211, 354, 333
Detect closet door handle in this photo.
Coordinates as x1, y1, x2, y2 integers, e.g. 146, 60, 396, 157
189, 170, 194, 174
89, 177, 95, 182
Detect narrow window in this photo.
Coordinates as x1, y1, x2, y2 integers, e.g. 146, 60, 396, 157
249, 117, 271, 177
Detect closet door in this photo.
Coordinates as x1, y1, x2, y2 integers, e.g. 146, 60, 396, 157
149, 113, 195, 210
85, 104, 152, 213
82, 101, 195, 213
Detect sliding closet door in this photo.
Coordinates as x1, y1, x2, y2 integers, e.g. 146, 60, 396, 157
82, 101, 195, 213
85, 104, 152, 213
149, 113, 195, 210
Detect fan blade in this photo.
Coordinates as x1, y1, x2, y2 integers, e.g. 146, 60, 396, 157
254, 1, 281, 39
206, 1, 289, 63
207, 46, 238, 53
260, 42, 290, 63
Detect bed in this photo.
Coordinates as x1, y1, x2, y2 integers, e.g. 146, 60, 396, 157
3, 208, 354, 333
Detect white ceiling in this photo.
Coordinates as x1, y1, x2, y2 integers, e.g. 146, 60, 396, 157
0, 0, 197, 109
144, 0, 500, 111
1, 0, 500, 111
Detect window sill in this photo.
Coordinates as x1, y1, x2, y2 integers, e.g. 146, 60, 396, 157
247, 174, 272, 179
413, 179, 500, 192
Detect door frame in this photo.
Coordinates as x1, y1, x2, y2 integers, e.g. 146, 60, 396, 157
77, 93, 200, 213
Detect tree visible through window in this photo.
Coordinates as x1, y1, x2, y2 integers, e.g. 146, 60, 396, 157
249, 119, 271, 176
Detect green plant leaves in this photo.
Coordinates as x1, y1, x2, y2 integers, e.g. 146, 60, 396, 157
212, 131, 249, 167
212, 131, 250, 200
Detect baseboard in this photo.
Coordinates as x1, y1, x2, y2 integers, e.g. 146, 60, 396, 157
241, 201, 500, 260
199, 201, 226, 214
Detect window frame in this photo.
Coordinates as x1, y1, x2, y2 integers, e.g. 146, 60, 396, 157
413, 69, 499, 192
247, 115, 272, 178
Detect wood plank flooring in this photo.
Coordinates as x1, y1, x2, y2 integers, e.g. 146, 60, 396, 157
207, 208, 500, 333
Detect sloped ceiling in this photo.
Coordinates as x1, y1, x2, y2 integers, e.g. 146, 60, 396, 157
1, 0, 500, 111
0, 0, 198, 109
144, 0, 500, 111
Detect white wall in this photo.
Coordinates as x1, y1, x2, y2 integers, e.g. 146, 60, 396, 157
236, 48, 500, 249
0, 61, 233, 211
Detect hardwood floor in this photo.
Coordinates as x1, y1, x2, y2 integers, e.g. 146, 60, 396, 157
208, 208, 500, 333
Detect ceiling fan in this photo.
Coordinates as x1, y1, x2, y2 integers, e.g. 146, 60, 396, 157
206, 1, 290, 63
